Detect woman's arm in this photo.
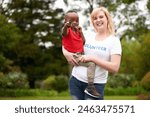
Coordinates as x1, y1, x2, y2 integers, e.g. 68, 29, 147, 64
81, 54, 121, 73
62, 46, 79, 65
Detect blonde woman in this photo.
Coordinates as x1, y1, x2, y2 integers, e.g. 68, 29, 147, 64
62, 6, 122, 100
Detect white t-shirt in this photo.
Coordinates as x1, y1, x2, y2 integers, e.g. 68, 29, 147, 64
72, 32, 122, 83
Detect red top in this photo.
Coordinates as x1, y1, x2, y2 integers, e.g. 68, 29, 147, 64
62, 28, 84, 53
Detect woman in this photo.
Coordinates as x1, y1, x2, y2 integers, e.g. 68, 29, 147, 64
62, 6, 122, 100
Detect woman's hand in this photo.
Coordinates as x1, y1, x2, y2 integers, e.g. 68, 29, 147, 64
80, 55, 94, 63
62, 46, 79, 66
66, 53, 79, 65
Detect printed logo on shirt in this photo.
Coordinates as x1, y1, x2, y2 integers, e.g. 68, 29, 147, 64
85, 44, 107, 51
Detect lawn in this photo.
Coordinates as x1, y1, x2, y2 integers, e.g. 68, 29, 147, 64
0, 95, 137, 100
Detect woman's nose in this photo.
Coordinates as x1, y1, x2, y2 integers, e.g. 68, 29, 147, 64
97, 18, 101, 21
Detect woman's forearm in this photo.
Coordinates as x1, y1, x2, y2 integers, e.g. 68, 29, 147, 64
92, 55, 121, 73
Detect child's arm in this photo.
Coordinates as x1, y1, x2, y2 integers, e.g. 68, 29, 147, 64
61, 21, 71, 36
77, 26, 86, 44
80, 30, 86, 45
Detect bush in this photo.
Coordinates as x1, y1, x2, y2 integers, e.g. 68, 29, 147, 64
107, 73, 136, 88
0, 72, 4, 77
137, 94, 150, 100
43, 75, 55, 90
52, 75, 69, 92
141, 71, 150, 91
0, 72, 29, 89
105, 87, 148, 96
42, 75, 69, 92
0, 89, 58, 97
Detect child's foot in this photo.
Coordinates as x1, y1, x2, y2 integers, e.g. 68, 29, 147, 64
84, 85, 100, 98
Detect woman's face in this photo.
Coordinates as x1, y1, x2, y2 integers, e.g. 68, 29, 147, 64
92, 11, 108, 32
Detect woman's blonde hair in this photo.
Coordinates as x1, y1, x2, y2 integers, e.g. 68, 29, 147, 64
90, 6, 115, 35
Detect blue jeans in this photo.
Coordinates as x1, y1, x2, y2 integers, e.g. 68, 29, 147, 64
69, 75, 106, 100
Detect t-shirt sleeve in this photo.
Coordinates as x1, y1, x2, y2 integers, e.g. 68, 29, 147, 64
110, 37, 122, 55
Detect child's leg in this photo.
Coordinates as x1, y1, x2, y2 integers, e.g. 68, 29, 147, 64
73, 53, 100, 98
73, 53, 95, 84
83, 62, 100, 98
86, 62, 95, 84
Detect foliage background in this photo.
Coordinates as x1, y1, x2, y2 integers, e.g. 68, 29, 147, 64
0, 0, 150, 98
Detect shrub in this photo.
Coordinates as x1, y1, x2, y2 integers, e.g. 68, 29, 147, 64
0, 89, 58, 97
51, 75, 69, 92
105, 87, 147, 96
42, 75, 55, 90
141, 71, 150, 91
137, 94, 150, 100
107, 73, 136, 88
0, 72, 4, 78
42, 75, 69, 92
0, 72, 29, 89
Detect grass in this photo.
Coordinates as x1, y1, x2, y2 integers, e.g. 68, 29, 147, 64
0, 95, 137, 100
105, 95, 137, 100
0, 88, 139, 100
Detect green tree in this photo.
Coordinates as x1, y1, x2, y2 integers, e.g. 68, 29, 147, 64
134, 32, 150, 80
2, 0, 68, 88
0, 14, 22, 73
119, 38, 140, 74
120, 31, 150, 81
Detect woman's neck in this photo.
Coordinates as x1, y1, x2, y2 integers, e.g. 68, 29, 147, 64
95, 31, 109, 41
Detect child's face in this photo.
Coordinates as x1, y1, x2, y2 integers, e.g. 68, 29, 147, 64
65, 12, 79, 26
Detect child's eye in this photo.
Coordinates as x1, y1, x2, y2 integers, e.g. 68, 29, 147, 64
73, 18, 78, 22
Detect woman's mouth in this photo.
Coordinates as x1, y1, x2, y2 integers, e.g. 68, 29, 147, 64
96, 21, 103, 27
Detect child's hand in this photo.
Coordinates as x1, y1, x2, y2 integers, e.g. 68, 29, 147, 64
64, 20, 72, 28
77, 26, 82, 33
74, 25, 82, 33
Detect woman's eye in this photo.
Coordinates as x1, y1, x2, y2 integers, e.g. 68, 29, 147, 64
99, 15, 104, 18
93, 17, 97, 20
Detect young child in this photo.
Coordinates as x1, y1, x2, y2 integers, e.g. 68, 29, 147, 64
61, 10, 100, 98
